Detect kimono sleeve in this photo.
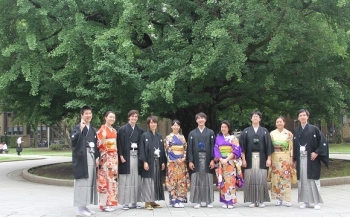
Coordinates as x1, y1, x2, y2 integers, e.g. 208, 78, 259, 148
70, 125, 83, 150
138, 133, 147, 163
264, 130, 274, 156
117, 126, 124, 157
315, 130, 329, 167
187, 132, 194, 162
239, 130, 247, 153
213, 138, 221, 159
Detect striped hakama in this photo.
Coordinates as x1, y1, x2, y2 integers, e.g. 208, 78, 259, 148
74, 149, 98, 206
141, 157, 165, 201
243, 152, 270, 203
298, 150, 323, 204
118, 150, 141, 205
190, 152, 214, 204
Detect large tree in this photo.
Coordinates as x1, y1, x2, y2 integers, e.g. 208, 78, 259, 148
0, 0, 349, 138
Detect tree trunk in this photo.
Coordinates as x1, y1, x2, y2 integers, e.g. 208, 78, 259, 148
162, 104, 219, 140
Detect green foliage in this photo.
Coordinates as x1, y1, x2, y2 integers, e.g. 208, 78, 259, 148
0, 0, 350, 136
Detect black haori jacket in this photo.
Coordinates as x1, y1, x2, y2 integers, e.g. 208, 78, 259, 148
70, 124, 99, 179
293, 124, 329, 180
117, 123, 144, 174
138, 130, 166, 178
239, 126, 274, 169
187, 127, 216, 174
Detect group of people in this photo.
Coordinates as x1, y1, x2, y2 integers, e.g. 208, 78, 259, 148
70, 106, 329, 216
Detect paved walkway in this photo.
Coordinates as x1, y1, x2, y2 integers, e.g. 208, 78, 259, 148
0, 154, 349, 217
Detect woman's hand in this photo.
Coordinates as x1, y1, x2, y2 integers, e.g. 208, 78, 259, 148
161, 163, 165, 170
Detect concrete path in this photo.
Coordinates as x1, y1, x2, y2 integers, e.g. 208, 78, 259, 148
0, 154, 349, 217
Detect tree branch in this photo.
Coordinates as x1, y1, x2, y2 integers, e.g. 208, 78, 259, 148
245, 9, 286, 57
39, 28, 62, 41
300, 0, 312, 11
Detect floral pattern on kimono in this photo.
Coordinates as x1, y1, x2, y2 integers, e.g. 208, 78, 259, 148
214, 135, 243, 205
165, 133, 190, 204
97, 125, 118, 207
270, 129, 293, 201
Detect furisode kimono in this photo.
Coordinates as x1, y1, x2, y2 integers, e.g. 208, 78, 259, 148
96, 125, 118, 209
270, 128, 293, 202
165, 133, 190, 205
214, 135, 243, 205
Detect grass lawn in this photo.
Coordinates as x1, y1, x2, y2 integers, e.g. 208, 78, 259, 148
0, 156, 26, 162
329, 143, 350, 153
5, 147, 71, 157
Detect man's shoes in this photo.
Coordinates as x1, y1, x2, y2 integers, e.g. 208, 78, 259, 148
150, 202, 162, 208
83, 206, 95, 214
314, 204, 321, 210
300, 202, 310, 209
145, 202, 153, 210
122, 205, 129, 210
248, 203, 256, 208
258, 203, 265, 208
207, 203, 213, 208
285, 202, 292, 207
194, 203, 200, 209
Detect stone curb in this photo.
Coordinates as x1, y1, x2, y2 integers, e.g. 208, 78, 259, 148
22, 163, 350, 188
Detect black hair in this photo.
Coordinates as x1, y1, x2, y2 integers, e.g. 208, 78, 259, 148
80, 105, 92, 115
219, 120, 232, 135
297, 109, 309, 117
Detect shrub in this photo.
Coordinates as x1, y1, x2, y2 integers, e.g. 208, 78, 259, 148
49, 144, 71, 150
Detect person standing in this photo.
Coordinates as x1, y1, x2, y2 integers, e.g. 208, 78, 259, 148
187, 112, 215, 208
270, 116, 293, 207
16, 137, 23, 156
117, 110, 144, 210
96, 111, 118, 212
139, 116, 166, 210
164, 119, 190, 208
239, 111, 273, 208
214, 120, 243, 209
70, 105, 99, 216
293, 109, 329, 210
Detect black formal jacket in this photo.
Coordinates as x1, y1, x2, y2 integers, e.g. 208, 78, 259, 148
138, 130, 166, 178
187, 127, 215, 174
293, 124, 329, 180
239, 126, 274, 169
70, 124, 99, 179
117, 123, 144, 174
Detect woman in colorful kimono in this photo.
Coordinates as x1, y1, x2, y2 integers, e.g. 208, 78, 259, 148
165, 119, 190, 208
96, 111, 118, 212
214, 120, 243, 209
270, 116, 293, 207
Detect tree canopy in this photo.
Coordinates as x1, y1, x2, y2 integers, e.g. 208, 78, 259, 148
0, 0, 350, 137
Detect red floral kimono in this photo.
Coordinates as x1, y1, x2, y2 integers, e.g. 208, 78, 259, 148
97, 125, 118, 208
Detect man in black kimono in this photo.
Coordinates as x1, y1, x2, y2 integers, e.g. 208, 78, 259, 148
139, 116, 166, 210
117, 110, 144, 210
71, 105, 99, 216
293, 109, 329, 210
239, 111, 273, 208
187, 112, 215, 208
